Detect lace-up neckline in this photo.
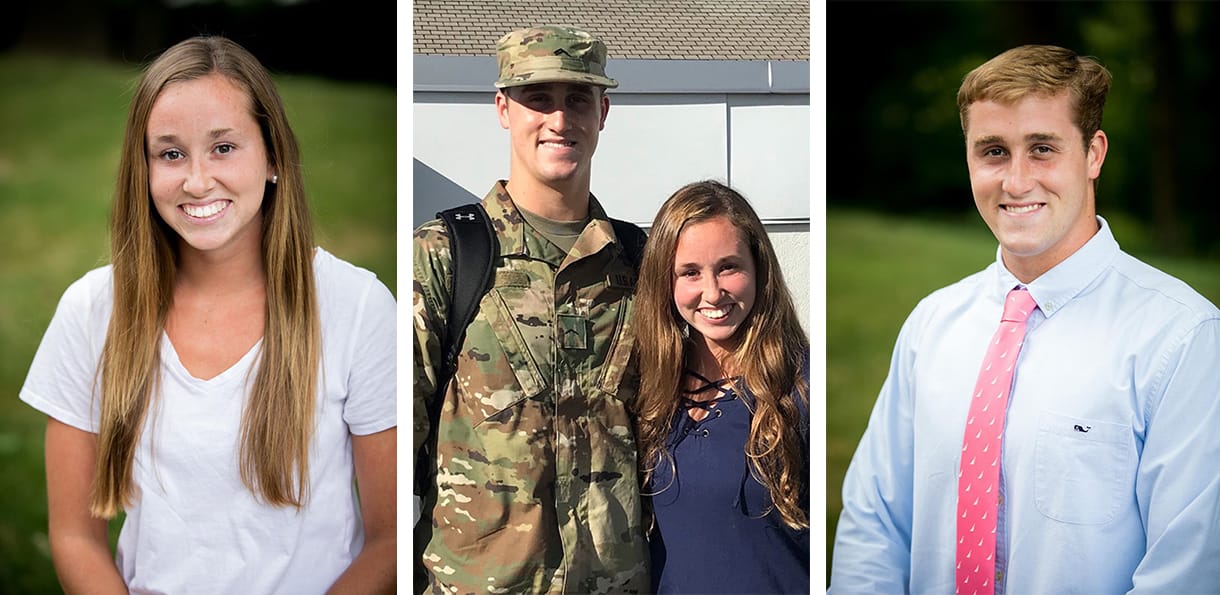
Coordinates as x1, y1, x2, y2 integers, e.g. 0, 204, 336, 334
681, 369, 737, 421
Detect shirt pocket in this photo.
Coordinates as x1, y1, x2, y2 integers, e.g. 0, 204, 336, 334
454, 287, 547, 426
597, 294, 634, 397
1034, 411, 1132, 525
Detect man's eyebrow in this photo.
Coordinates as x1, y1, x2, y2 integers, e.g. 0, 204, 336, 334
972, 132, 1064, 149
1025, 132, 1062, 143
972, 135, 1005, 149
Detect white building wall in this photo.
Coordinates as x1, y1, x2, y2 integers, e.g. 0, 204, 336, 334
729, 102, 811, 221
591, 95, 728, 223
767, 225, 812, 335
413, 56, 810, 331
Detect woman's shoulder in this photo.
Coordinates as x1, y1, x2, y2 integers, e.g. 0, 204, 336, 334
311, 247, 395, 325
55, 264, 116, 313
312, 247, 377, 284
73, 263, 115, 289
312, 247, 393, 298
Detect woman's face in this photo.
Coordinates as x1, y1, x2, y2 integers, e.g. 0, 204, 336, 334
671, 215, 757, 357
146, 73, 273, 259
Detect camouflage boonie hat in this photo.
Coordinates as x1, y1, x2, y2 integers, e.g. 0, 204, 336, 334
495, 25, 619, 89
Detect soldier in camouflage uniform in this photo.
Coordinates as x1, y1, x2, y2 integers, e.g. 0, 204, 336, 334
413, 25, 649, 594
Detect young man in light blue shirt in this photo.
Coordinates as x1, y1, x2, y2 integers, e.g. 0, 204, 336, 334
831, 45, 1220, 593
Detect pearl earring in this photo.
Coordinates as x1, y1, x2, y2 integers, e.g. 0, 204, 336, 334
271, 174, 278, 184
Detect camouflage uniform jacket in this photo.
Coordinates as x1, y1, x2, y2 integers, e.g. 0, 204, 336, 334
413, 181, 648, 594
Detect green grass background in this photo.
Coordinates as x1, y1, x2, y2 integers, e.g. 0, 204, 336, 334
0, 52, 395, 592
826, 208, 1220, 577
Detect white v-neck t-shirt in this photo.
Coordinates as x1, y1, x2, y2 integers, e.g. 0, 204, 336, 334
21, 248, 396, 594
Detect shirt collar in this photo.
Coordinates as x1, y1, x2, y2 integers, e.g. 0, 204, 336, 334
989, 215, 1121, 319
481, 181, 527, 256
480, 180, 612, 261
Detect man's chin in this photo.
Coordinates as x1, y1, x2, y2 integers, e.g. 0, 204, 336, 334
999, 240, 1046, 258
538, 167, 585, 184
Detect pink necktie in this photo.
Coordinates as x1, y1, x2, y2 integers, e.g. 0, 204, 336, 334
955, 288, 1037, 595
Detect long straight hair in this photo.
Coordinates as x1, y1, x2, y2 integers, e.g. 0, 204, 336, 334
93, 36, 321, 517
634, 181, 809, 529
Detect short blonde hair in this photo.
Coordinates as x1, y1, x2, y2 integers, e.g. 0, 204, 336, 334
957, 45, 1111, 147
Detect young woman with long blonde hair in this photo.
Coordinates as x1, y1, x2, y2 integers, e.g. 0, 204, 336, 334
20, 36, 396, 593
634, 181, 809, 593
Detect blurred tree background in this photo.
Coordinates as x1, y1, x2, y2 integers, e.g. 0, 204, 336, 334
0, 1, 394, 591
1, 0, 393, 86
828, 1, 1220, 255
827, 0, 1220, 580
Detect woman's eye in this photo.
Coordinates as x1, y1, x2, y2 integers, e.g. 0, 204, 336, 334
162, 149, 183, 161
215, 143, 235, 155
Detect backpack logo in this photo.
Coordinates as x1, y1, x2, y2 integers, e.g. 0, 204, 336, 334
455, 213, 476, 221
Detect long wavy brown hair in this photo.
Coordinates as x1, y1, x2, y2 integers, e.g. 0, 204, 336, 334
92, 36, 320, 518
634, 180, 809, 529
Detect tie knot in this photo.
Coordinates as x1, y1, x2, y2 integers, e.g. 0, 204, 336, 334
1002, 288, 1037, 323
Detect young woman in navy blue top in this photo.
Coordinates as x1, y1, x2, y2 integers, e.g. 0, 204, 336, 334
634, 181, 810, 594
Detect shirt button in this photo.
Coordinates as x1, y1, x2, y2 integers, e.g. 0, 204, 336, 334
996, 570, 1004, 582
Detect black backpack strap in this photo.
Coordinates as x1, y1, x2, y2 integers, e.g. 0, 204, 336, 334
437, 203, 498, 382
610, 218, 647, 271
416, 203, 498, 593
423, 203, 497, 467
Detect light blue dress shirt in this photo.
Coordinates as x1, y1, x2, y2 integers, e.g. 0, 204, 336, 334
830, 217, 1220, 594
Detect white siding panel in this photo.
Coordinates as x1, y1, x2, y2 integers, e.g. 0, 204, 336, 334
767, 226, 811, 333
593, 100, 728, 225
412, 96, 505, 223
730, 103, 811, 220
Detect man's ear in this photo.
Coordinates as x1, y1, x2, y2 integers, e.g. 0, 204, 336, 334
1087, 129, 1108, 180
495, 90, 511, 130
598, 92, 610, 131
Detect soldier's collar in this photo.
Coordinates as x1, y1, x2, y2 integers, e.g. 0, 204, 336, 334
482, 181, 611, 257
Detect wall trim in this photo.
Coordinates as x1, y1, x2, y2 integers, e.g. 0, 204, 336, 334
414, 55, 810, 94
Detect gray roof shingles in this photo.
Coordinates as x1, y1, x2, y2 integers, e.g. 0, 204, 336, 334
412, 0, 809, 61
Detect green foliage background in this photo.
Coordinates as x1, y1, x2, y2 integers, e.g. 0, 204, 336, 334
829, 1, 1220, 256
0, 52, 394, 592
